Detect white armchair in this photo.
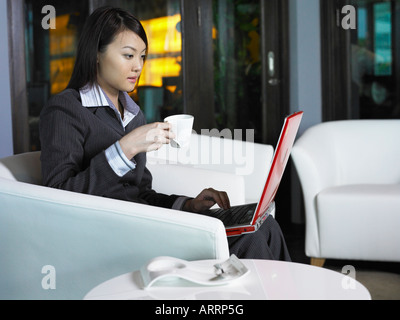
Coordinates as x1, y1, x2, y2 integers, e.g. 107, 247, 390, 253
0, 151, 237, 300
292, 120, 400, 266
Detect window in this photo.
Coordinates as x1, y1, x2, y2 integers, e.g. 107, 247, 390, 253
24, 0, 89, 151
353, 0, 398, 118
322, 0, 400, 121
118, 0, 183, 123
212, 0, 263, 140
373, 2, 392, 76
13, 0, 289, 152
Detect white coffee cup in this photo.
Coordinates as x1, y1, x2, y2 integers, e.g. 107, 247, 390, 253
164, 114, 194, 148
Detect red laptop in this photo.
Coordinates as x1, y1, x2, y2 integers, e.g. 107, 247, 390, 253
202, 111, 303, 237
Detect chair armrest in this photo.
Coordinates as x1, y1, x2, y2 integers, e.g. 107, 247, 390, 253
291, 129, 337, 258
0, 179, 229, 300
0, 151, 42, 185
147, 161, 246, 206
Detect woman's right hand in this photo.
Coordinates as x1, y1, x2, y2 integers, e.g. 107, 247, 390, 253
119, 122, 175, 159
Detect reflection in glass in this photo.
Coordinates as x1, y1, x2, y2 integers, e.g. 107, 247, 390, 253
49, 13, 80, 95
352, 0, 399, 119
24, 0, 88, 151
373, 2, 392, 76
120, 0, 183, 124
212, 0, 262, 141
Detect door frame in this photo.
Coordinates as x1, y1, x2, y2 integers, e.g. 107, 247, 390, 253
8, 0, 30, 154
262, 0, 290, 145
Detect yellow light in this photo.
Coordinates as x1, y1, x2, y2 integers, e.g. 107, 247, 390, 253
140, 57, 181, 87
139, 14, 182, 88
50, 57, 75, 94
49, 14, 76, 56
141, 14, 182, 54
49, 14, 77, 94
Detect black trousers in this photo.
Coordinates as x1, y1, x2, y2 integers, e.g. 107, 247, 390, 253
228, 215, 291, 261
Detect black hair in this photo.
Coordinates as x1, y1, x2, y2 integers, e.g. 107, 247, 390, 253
67, 6, 148, 90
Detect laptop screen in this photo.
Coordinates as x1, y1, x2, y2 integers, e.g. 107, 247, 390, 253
251, 111, 303, 224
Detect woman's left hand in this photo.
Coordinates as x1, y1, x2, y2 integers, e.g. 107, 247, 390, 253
184, 188, 230, 213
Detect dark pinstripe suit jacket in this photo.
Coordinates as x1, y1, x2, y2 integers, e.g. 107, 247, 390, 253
39, 89, 180, 208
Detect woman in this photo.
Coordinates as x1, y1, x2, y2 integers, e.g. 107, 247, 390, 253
40, 6, 291, 261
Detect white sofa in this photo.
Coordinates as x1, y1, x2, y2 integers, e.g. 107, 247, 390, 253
291, 120, 400, 266
0, 134, 273, 300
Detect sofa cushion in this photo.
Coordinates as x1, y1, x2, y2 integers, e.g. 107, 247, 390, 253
316, 184, 400, 261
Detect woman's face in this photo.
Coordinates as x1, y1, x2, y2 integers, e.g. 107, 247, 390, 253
97, 30, 147, 97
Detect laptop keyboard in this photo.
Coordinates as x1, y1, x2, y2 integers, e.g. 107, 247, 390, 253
204, 203, 257, 227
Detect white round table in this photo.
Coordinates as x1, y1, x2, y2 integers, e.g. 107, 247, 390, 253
84, 259, 371, 300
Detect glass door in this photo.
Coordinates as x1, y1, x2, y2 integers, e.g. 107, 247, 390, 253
118, 0, 184, 123
212, 0, 289, 144
321, 0, 400, 121
24, 0, 89, 151
352, 0, 400, 119
213, 0, 262, 139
